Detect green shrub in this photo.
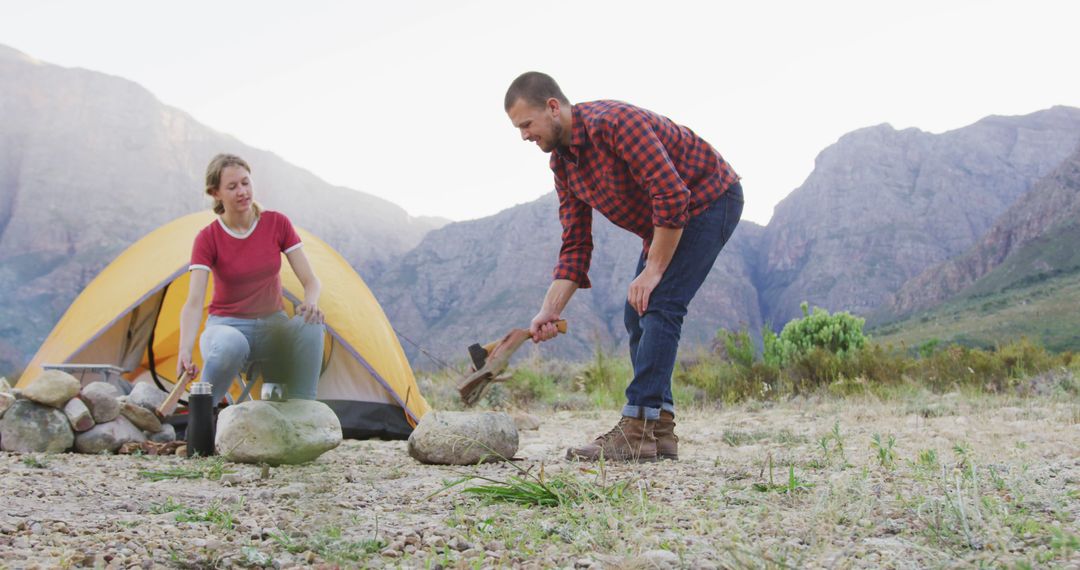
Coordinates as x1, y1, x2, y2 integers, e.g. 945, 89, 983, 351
994, 337, 1058, 378
917, 338, 942, 358
506, 369, 558, 407
847, 343, 911, 386
910, 338, 1061, 393
762, 327, 785, 367
716, 328, 755, 369
765, 302, 868, 366
674, 356, 780, 405
578, 344, 631, 409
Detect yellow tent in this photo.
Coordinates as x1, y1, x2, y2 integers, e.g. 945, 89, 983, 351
17, 211, 429, 439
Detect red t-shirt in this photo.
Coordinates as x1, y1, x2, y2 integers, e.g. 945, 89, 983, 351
189, 211, 303, 318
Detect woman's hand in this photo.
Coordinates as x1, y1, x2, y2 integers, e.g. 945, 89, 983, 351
297, 302, 325, 324
177, 351, 200, 380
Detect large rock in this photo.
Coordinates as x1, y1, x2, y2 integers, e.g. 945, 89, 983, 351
216, 400, 342, 465
0, 377, 11, 393
146, 423, 176, 443
127, 382, 167, 413
0, 392, 14, 418
74, 416, 146, 454
21, 370, 81, 408
119, 401, 162, 433
0, 399, 74, 453
408, 411, 518, 465
63, 398, 95, 432
80, 382, 121, 423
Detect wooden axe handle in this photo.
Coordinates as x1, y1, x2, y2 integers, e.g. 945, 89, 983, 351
155, 371, 191, 419
480, 319, 567, 353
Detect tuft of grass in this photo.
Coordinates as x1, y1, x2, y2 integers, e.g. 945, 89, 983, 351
269, 523, 384, 565
138, 456, 232, 481
21, 455, 50, 469
240, 546, 272, 567
815, 420, 849, 467
870, 433, 897, 469
173, 498, 244, 530
722, 429, 768, 447
753, 455, 812, 494
578, 345, 632, 410
149, 497, 185, 515
952, 441, 973, 468
438, 458, 636, 508
916, 449, 939, 471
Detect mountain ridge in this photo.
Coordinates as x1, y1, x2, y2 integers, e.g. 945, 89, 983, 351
3, 42, 1080, 376
882, 140, 1080, 320
756, 106, 1080, 327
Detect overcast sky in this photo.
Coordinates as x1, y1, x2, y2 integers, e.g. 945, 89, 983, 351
2, 1, 1078, 225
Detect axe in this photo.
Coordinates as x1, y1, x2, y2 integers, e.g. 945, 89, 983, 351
457, 319, 567, 406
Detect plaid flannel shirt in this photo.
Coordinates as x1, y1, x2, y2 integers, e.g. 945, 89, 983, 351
550, 100, 739, 288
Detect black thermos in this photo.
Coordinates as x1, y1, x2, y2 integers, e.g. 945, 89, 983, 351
187, 381, 216, 457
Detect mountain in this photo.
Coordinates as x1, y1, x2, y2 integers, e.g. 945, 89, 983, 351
370, 193, 765, 365
756, 108, 1080, 327
0, 44, 445, 374
5, 42, 1080, 377
883, 141, 1080, 317
868, 141, 1080, 351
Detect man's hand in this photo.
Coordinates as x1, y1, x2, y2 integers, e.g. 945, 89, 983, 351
529, 308, 562, 343
297, 302, 325, 324
628, 267, 663, 316
530, 279, 578, 342
177, 351, 200, 380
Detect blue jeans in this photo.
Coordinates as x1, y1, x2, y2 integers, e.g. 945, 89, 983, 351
199, 311, 325, 404
622, 182, 743, 420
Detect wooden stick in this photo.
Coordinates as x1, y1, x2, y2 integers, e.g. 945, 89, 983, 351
155, 370, 191, 419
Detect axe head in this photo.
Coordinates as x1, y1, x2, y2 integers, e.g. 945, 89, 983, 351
467, 343, 488, 371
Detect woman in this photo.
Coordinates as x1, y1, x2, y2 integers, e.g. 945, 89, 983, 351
177, 153, 325, 404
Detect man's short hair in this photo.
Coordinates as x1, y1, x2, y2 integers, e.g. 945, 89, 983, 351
504, 71, 570, 112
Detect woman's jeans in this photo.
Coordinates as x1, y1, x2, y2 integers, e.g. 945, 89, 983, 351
622, 182, 744, 420
199, 311, 325, 404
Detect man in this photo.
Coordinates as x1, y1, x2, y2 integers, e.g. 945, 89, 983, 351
505, 72, 743, 462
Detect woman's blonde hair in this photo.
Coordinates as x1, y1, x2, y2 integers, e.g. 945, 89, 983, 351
205, 153, 262, 216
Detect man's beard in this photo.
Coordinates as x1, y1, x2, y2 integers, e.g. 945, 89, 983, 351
548, 119, 565, 153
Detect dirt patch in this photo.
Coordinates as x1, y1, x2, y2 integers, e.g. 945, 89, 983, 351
2, 393, 1078, 568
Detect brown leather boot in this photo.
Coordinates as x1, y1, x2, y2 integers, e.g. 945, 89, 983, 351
654, 410, 679, 460
566, 415, 658, 462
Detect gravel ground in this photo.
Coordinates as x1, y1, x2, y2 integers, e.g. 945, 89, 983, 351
2, 393, 1079, 569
